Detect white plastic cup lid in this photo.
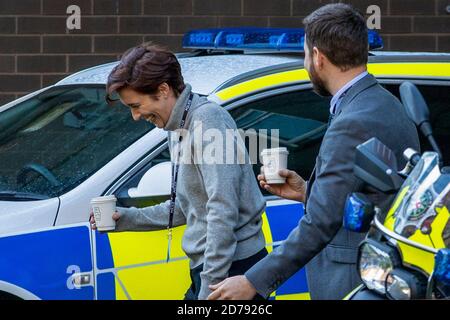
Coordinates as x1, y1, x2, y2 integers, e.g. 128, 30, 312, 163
261, 147, 289, 156
90, 195, 117, 203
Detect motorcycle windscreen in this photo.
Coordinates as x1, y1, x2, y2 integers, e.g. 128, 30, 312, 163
384, 152, 449, 246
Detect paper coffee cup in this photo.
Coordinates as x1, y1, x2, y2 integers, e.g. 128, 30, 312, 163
261, 148, 289, 184
90, 195, 117, 231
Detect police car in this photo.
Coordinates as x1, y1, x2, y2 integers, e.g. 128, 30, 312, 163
0, 28, 449, 300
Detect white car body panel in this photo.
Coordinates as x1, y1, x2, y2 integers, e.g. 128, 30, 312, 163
0, 198, 59, 236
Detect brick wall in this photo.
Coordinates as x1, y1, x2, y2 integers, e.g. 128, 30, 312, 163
0, 0, 448, 103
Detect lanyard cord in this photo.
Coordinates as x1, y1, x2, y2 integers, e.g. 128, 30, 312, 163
166, 93, 193, 262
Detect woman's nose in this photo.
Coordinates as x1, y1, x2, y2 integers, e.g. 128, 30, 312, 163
131, 109, 141, 121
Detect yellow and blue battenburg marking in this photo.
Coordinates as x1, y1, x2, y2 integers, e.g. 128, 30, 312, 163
264, 201, 310, 300
0, 225, 94, 299
95, 231, 116, 300
95, 224, 190, 300
93, 200, 310, 300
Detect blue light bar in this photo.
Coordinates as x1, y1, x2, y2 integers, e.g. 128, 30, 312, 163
182, 28, 305, 52
182, 28, 383, 52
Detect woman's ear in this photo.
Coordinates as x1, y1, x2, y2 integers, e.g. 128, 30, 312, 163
158, 83, 170, 99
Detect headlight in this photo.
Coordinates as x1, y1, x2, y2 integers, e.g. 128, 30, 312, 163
385, 269, 427, 300
358, 240, 401, 295
386, 271, 411, 300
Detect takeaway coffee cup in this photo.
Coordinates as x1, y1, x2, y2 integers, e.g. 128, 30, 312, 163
90, 195, 117, 231
261, 147, 289, 184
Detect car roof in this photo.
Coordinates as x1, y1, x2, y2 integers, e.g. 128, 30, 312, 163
56, 54, 301, 95
55, 51, 450, 95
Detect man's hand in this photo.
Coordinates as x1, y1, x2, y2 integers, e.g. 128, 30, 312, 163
89, 211, 121, 230
258, 167, 306, 203
207, 275, 257, 300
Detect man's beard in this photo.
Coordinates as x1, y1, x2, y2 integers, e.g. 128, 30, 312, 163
308, 63, 331, 97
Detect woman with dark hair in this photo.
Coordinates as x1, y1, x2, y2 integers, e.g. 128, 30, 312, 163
90, 43, 267, 300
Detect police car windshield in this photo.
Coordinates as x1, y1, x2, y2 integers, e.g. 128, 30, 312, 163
0, 86, 154, 199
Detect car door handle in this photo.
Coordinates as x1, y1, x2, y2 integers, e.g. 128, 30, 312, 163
72, 273, 92, 287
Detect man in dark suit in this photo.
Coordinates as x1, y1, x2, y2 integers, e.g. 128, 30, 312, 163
208, 3, 420, 300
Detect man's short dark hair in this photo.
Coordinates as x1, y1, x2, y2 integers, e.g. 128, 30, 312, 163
303, 3, 368, 71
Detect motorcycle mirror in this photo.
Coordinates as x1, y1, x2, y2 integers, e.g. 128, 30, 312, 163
399, 81, 430, 130
354, 137, 403, 192
399, 81, 443, 166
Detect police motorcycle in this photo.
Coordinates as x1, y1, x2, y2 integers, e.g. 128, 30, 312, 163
343, 82, 450, 300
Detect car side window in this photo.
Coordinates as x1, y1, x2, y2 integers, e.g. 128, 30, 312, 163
384, 83, 450, 167
229, 89, 331, 196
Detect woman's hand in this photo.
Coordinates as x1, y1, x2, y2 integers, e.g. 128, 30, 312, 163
89, 211, 121, 230
257, 167, 306, 203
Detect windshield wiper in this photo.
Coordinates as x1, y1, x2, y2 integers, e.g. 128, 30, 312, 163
0, 191, 50, 201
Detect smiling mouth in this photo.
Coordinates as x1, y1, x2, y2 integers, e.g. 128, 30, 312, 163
145, 114, 164, 127
145, 114, 157, 123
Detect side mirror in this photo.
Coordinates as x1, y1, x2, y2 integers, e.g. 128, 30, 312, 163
128, 161, 172, 198
354, 137, 403, 192
116, 161, 172, 208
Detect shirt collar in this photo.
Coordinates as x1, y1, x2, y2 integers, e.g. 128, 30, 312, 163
330, 71, 368, 115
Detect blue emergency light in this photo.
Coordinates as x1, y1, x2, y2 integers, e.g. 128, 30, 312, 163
182, 27, 383, 52
434, 249, 450, 285
343, 192, 375, 233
